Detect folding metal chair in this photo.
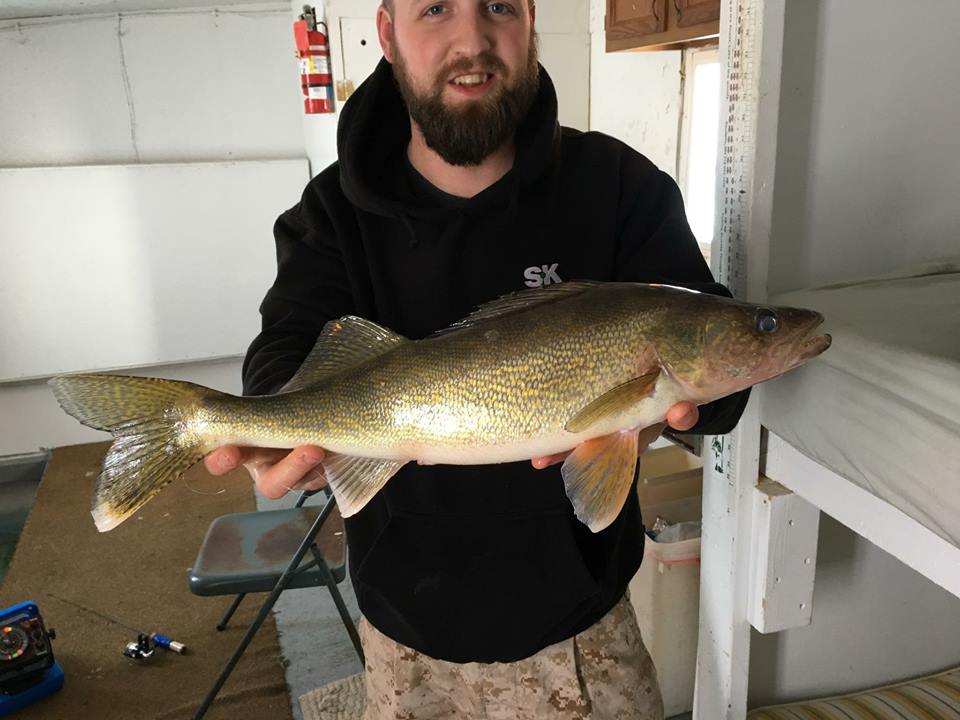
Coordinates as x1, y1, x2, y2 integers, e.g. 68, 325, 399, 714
188, 487, 363, 719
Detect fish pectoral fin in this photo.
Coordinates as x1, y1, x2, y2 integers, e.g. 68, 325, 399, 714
280, 317, 409, 393
561, 431, 640, 533
564, 370, 661, 434
321, 454, 406, 517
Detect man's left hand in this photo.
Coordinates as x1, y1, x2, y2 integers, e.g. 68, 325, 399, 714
530, 401, 699, 470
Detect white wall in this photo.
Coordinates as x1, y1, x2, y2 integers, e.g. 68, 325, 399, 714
588, 0, 683, 179
0, 4, 305, 166
537, 0, 591, 132
0, 3, 306, 455
0, 0, 274, 20
767, 0, 960, 294
748, 0, 960, 706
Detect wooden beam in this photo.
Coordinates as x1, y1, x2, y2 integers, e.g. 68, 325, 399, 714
765, 433, 960, 601
748, 479, 820, 633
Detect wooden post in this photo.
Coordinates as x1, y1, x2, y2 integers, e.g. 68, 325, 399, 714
694, 393, 760, 718
693, 0, 785, 716
749, 480, 820, 633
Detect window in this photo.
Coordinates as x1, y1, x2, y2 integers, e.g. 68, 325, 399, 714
678, 46, 721, 266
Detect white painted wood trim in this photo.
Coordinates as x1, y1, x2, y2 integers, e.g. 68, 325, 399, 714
694, 0, 785, 716
748, 479, 820, 633
694, 394, 759, 719
741, 0, 785, 305
765, 432, 960, 601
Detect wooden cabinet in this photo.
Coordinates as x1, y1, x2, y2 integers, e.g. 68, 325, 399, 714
675, 0, 722, 28
606, 0, 667, 41
606, 0, 720, 52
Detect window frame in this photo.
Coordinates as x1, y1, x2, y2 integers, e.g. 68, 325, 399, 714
678, 44, 721, 262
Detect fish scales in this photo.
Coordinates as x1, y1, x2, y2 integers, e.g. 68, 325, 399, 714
208, 285, 676, 456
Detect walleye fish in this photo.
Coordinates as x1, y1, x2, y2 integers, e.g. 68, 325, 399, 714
50, 281, 831, 533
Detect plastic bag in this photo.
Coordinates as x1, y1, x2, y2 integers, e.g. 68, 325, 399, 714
654, 520, 702, 544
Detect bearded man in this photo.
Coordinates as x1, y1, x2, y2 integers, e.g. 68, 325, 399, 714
205, 1, 749, 717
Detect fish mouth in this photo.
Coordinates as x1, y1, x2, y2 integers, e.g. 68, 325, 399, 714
794, 332, 832, 364
785, 316, 832, 372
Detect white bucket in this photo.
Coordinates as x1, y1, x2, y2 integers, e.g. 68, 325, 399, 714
630, 458, 704, 718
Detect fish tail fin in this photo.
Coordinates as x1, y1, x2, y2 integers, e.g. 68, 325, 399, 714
49, 373, 220, 532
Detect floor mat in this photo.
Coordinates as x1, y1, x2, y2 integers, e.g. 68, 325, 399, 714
299, 672, 365, 720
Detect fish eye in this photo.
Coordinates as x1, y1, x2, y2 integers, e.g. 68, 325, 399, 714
756, 308, 780, 334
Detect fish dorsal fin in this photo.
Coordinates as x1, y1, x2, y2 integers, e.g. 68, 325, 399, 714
431, 280, 603, 336
564, 370, 661, 434
281, 316, 408, 392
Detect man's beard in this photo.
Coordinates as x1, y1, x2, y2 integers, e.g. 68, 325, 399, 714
391, 33, 541, 167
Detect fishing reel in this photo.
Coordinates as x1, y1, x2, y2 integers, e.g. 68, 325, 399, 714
123, 632, 187, 661
0, 602, 64, 717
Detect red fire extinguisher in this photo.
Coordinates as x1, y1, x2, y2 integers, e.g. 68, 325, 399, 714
294, 6, 335, 114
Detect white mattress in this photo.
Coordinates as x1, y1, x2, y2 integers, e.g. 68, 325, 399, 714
762, 259, 960, 547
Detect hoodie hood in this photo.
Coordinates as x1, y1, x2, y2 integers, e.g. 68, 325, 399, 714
337, 56, 562, 224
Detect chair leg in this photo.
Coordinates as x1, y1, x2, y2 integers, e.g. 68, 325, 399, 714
216, 593, 246, 631
193, 589, 283, 719
193, 509, 329, 719
312, 547, 365, 666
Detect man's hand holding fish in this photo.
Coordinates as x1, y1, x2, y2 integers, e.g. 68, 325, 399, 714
204, 444, 328, 498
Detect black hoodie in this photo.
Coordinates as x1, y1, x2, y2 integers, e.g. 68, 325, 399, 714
242, 59, 749, 663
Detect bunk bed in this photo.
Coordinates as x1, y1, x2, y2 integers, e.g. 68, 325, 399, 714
762, 259, 960, 596
693, 2, 960, 716
695, 257, 960, 717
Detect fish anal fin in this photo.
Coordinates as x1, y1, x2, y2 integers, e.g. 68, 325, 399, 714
281, 317, 408, 393
322, 453, 406, 517
564, 370, 661, 434
561, 430, 640, 533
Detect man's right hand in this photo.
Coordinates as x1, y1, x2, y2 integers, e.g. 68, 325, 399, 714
204, 445, 327, 499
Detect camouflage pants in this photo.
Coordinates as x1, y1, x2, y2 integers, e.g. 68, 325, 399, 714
359, 594, 664, 720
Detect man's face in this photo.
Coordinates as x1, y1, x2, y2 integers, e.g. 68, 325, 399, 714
377, 1, 540, 166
